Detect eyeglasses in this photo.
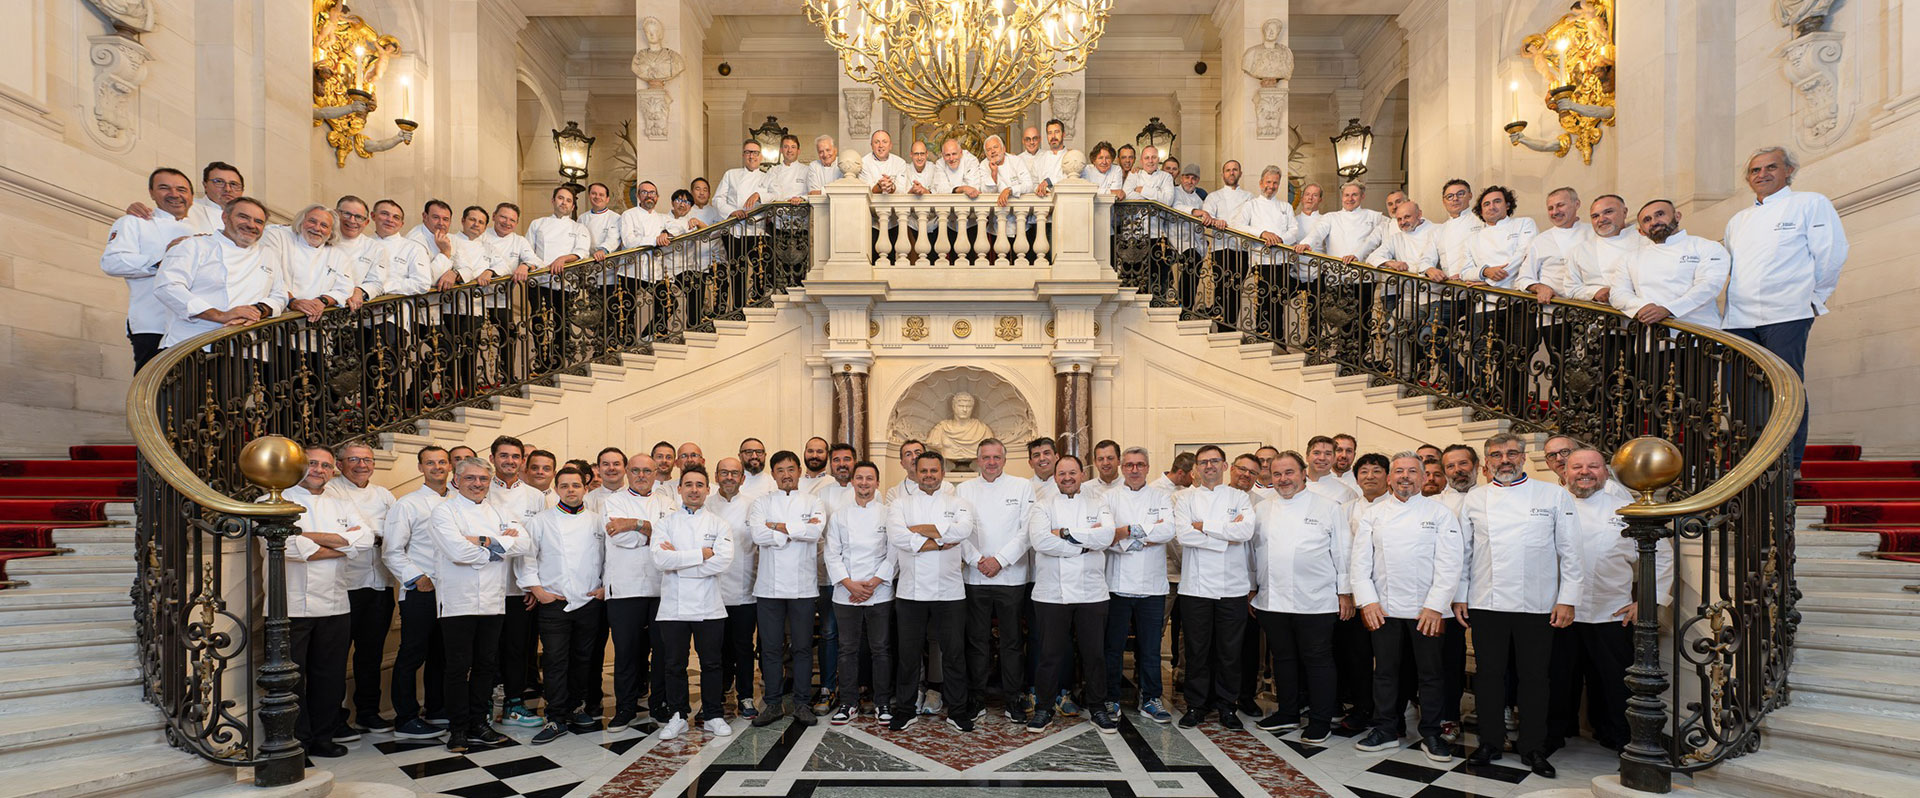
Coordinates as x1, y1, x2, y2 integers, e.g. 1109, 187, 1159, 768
206, 177, 243, 190
1545, 448, 1574, 461
740, 448, 765, 456
335, 210, 370, 223
340, 456, 374, 465
1194, 457, 1225, 466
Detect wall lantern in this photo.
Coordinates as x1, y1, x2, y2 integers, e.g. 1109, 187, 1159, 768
553, 121, 595, 181
1331, 118, 1373, 180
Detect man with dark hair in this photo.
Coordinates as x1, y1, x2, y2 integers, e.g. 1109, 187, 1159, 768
154, 195, 282, 350
811, 440, 859, 708
887, 451, 975, 731
957, 437, 1037, 722
1088, 439, 1124, 495
524, 449, 560, 506
749, 450, 827, 727
799, 436, 832, 491
651, 465, 737, 740
1028, 454, 1125, 734
485, 436, 547, 726
386, 446, 455, 739
587, 447, 627, 512
738, 437, 773, 496
1028, 436, 1060, 496
1330, 434, 1360, 494
191, 161, 245, 232
1304, 436, 1357, 504
279, 446, 374, 758
523, 465, 607, 744
102, 167, 197, 370
1249, 450, 1349, 742
1172, 444, 1255, 728
651, 441, 680, 495
825, 460, 897, 724
581, 182, 622, 257
1152, 451, 1197, 494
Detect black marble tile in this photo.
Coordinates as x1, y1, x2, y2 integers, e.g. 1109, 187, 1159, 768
375, 739, 450, 755
1283, 739, 1325, 758
602, 736, 648, 755
1347, 787, 1404, 798
1368, 759, 1448, 783
1451, 759, 1531, 784
1413, 785, 1505, 798
521, 784, 582, 798
482, 755, 561, 779
397, 755, 479, 779
445, 781, 517, 798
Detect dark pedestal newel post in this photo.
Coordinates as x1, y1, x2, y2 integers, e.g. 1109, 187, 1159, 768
253, 513, 306, 787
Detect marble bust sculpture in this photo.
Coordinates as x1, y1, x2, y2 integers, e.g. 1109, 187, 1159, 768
926, 391, 994, 463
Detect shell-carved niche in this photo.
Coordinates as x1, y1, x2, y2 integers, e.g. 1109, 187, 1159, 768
886, 367, 1036, 467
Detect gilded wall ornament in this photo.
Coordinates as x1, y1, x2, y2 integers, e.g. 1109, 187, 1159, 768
903, 316, 928, 341
313, 0, 412, 167
1507, 0, 1615, 165
869, 320, 880, 337
1044, 319, 1056, 338
953, 319, 973, 338
995, 316, 1022, 341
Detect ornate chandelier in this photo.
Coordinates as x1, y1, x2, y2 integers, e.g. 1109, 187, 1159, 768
805, 0, 1111, 150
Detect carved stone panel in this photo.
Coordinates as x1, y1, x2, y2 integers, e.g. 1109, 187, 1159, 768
1776, 31, 1850, 151
86, 34, 151, 153
886, 366, 1037, 463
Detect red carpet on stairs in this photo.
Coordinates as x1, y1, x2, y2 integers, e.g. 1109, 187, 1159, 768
0, 446, 136, 586
1798, 444, 1920, 564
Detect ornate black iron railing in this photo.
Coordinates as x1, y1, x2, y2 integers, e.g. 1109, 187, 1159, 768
1111, 199, 1801, 792
125, 203, 810, 785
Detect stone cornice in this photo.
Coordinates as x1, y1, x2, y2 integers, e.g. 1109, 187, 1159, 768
0, 163, 120, 224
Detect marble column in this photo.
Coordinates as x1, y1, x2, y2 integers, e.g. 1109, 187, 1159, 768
1215, 0, 1290, 181
633, 1, 706, 198
830, 364, 870, 459
821, 296, 876, 458
1054, 364, 1093, 460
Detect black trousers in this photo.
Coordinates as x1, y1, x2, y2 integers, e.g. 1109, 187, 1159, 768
1034, 601, 1109, 707
1442, 620, 1468, 724
656, 619, 725, 721
1334, 614, 1376, 717
606, 596, 659, 714
1371, 617, 1445, 738
757, 597, 815, 703
1549, 621, 1632, 749
346, 587, 394, 724
1240, 613, 1266, 706
722, 603, 757, 699
1180, 594, 1248, 712
128, 328, 163, 373
537, 600, 605, 718
893, 599, 968, 714
439, 614, 504, 733
835, 602, 895, 708
1472, 609, 1555, 756
1257, 610, 1338, 726
290, 614, 351, 746
499, 596, 535, 700
390, 590, 444, 723
965, 584, 1027, 700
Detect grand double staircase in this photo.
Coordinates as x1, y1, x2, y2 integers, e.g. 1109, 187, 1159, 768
0, 183, 1910, 797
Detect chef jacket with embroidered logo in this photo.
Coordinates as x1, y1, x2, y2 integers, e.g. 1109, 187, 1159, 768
262, 225, 350, 305
705, 490, 760, 606
1027, 491, 1117, 604
273, 484, 375, 618
519, 503, 607, 611
383, 484, 449, 600
1721, 185, 1849, 329
1607, 231, 1731, 329
748, 488, 826, 599
886, 486, 975, 602
1349, 493, 1464, 619
100, 211, 197, 335
580, 207, 623, 255
956, 474, 1037, 586
154, 231, 287, 349
1568, 485, 1674, 624
600, 487, 676, 598
488, 478, 547, 598
1102, 483, 1178, 596
651, 506, 736, 622
1250, 489, 1352, 614
526, 214, 591, 266
327, 476, 396, 590
825, 496, 899, 605
1459, 475, 1584, 612
425, 493, 530, 617
1173, 483, 1256, 598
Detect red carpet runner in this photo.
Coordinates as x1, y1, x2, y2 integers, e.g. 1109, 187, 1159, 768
0, 445, 137, 586
1797, 444, 1920, 564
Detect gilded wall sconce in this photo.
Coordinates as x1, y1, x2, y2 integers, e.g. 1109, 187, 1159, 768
1505, 0, 1615, 165
313, 0, 417, 167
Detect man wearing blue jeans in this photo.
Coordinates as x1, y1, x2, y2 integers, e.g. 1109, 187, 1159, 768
1722, 145, 1849, 470
1101, 447, 1178, 723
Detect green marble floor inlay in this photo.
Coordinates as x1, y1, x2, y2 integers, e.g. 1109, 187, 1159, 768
1131, 721, 1211, 766
805, 730, 924, 772
1001, 729, 1119, 772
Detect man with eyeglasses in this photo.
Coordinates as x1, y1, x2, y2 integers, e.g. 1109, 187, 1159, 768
1172, 445, 1255, 729
429, 456, 533, 753
328, 442, 399, 741
738, 438, 775, 498
1543, 435, 1631, 503
276, 445, 375, 758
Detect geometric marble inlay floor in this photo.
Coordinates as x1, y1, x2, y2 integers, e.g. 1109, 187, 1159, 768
315, 698, 1619, 797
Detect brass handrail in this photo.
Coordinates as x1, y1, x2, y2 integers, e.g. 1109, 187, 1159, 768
1114, 198, 1807, 519
125, 203, 791, 517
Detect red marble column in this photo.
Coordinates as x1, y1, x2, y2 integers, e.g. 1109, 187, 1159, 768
830, 364, 869, 459
1055, 363, 1092, 460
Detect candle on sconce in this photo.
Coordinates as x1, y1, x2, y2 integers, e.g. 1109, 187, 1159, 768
399, 75, 411, 120
1510, 80, 1520, 122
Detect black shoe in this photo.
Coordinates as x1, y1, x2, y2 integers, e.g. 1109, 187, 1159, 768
947, 713, 974, 732
1091, 710, 1118, 734
1026, 708, 1055, 733
1257, 712, 1301, 732
790, 702, 817, 727
569, 711, 600, 733
1300, 724, 1332, 744
752, 700, 787, 727
1338, 716, 1369, 734
470, 725, 509, 746
361, 716, 395, 733
888, 710, 918, 731
532, 721, 567, 745
1422, 735, 1452, 762
1354, 727, 1400, 752
445, 732, 470, 753
1523, 752, 1557, 778
307, 739, 349, 758
394, 717, 446, 740
1218, 711, 1245, 731
608, 711, 637, 732
330, 725, 364, 743
1178, 710, 1204, 728
1004, 703, 1028, 723
1467, 745, 1503, 765
1237, 700, 1262, 717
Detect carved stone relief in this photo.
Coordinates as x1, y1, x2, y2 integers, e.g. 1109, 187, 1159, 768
83, 0, 154, 34
1255, 88, 1288, 140
638, 89, 671, 140
1242, 19, 1294, 87
86, 33, 151, 153
886, 366, 1037, 460
1776, 31, 1849, 150
632, 17, 686, 88
1050, 90, 1082, 141
844, 89, 875, 138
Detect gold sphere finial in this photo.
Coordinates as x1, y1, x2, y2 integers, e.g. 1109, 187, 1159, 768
1612, 436, 1682, 504
240, 436, 308, 500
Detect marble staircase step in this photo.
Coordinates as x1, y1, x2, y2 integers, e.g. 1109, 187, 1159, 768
684, 331, 721, 348
103, 503, 135, 522
0, 587, 136, 626
0, 704, 166, 770
45, 528, 132, 544
1363, 384, 1403, 403
553, 373, 596, 391
0, 742, 235, 798
522, 384, 564, 401
450, 407, 504, 428
588, 363, 626, 381
1300, 364, 1339, 382
6, 555, 135, 575
492, 395, 535, 415
1395, 395, 1433, 415
1695, 751, 1920, 798
1793, 558, 1920, 594
1173, 319, 1212, 336
650, 343, 690, 360
1793, 530, 1883, 559
1789, 661, 1920, 718
1798, 590, 1920, 631
0, 659, 142, 710
1331, 374, 1370, 392
617, 353, 658, 371
1422, 406, 1473, 427
0, 620, 135, 667
1794, 624, 1920, 669
1760, 707, 1920, 776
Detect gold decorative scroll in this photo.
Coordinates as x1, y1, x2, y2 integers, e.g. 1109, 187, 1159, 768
1518, 0, 1615, 164
313, 0, 402, 167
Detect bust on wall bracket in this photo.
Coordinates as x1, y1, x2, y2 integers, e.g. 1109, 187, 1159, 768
887, 366, 1036, 471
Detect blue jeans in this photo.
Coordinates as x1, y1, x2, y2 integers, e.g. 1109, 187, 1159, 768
1105, 593, 1167, 702
1728, 317, 1814, 468
816, 585, 839, 697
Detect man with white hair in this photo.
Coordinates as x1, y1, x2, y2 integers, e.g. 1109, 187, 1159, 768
1723, 145, 1848, 470
266, 204, 350, 324
1123, 146, 1175, 205
716, 138, 773, 219
804, 135, 843, 195
277, 445, 375, 758
1229, 165, 1300, 246
428, 456, 532, 753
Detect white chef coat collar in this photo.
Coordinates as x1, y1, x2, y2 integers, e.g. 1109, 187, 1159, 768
1757, 185, 1794, 207
1490, 472, 1530, 488
626, 485, 652, 497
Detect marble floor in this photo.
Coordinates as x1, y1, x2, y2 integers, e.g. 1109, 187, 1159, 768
316, 693, 1621, 798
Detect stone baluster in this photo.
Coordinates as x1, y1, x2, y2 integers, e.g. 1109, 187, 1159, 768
1012, 207, 1032, 264
971, 208, 992, 265
1032, 207, 1053, 266
890, 207, 911, 266
914, 205, 935, 263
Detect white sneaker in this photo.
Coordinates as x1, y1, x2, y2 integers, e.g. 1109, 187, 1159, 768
704, 717, 733, 736
660, 713, 688, 740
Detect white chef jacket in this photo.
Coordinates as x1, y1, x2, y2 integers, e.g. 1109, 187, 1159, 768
383, 483, 450, 598
1306, 476, 1358, 505
1568, 484, 1674, 624
748, 488, 826, 599
1332, 471, 1362, 496
804, 160, 844, 194
154, 231, 286, 348
601, 486, 675, 598
1460, 475, 1583, 612
1250, 489, 1351, 614
825, 495, 898, 605
1722, 186, 1849, 329
975, 156, 1035, 197
1248, 485, 1278, 504
861, 153, 913, 194
714, 166, 773, 216
277, 484, 375, 618
580, 207, 623, 255
1519, 222, 1595, 297
395, 226, 454, 291
326, 476, 396, 590
187, 196, 225, 234
1171, 186, 1205, 213
1231, 193, 1301, 244
740, 470, 776, 499
1566, 230, 1644, 302
651, 505, 735, 621
1608, 231, 1731, 329
1437, 484, 1471, 518
798, 473, 831, 494
1202, 186, 1254, 223
1027, 491, 1117, 604
704, 490, 758, 606
1027, 149, 1066, 187
766, 160, 810, 201
618, 208, 671, 251
1123, 169, 1176, 205
426, 492, 529, 617
101, 212, 198, 334
1301, 208, 1386, 261
488, 478, 547, 597
526, 215, 590, 266
1373, 218, 1441, 274
448, 233, 495, 284
1437, 211, 1486, 280
930, 155, 980, 196
1081, 164, 1126, 194
334, 233, 389, 302
1101, 483, 1178, 596
957, 474, 1037, 586
1029, 475, 1058, 500
1350, 493, 1464, 619
901, 160, 939, 195
1460, 216, 1540, 287
886, 485, 975, 602
520, 503, 607, 611
262, 226, 350, 305
584, 485, 619, 514
1173, 484, 1256, 598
